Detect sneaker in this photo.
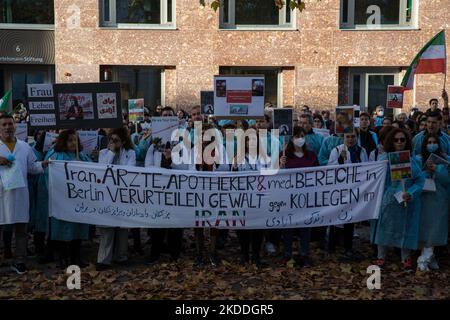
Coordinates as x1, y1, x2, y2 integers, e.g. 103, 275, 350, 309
417, 261, 430, 272
402, 259, 414, 272
209, 255, 221, 267
265, 242, 276, 254
11, 263, 27, 275
429, 255, 439, 270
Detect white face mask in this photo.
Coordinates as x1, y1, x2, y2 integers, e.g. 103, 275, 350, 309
293, 137, 306, 148
377, 111, 384, 117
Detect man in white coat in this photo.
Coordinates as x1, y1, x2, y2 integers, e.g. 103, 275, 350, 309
0, 114, 48, 274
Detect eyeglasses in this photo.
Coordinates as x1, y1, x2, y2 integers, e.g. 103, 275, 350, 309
394, 138, 406, 143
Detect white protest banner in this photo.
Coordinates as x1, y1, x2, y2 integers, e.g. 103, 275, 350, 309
15, 123, 28, 141
214, 75, 265, 118
77, 131, 99, 155
49, 161, 387, 229
151, 116, 180, 145
43, 132, 59, 152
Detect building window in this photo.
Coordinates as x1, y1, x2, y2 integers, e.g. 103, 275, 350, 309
220, 0, 294, 29
340, 0, 417, 29
101, 0, 175, 28
219, 67, 282, 107
0, 0, 54, 27
348, 68, 401, 115
100, 66, 163, 114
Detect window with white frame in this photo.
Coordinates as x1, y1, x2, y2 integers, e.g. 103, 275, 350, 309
0, 0, 54, 28
101, 0, 175, 28
220, 0, 294, 29
340, 0, 417, 29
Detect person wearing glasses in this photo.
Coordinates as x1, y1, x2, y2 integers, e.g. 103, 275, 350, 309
372, 128, 425, 272
328, 127, 368, 261
96, 128, 136, 271
312, 114, 325, 129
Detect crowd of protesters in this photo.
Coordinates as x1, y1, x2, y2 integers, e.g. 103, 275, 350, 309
0, 89, 449, 275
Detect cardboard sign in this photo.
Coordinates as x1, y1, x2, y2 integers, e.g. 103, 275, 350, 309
273, 108, 293, 137
27, 82, 122, 129
388, 151, 412, 181
151, 116, 180, 145
214, 76, 265, 118
201, 91, 214, 115
387, 86, 405, 109
128, 99, 145, 122
15, 123, 28, 141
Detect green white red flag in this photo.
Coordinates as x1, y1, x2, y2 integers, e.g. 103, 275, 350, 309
401, 30, 447, 90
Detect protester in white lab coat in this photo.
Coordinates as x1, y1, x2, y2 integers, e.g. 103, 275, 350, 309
0, 114, 48, 274
328, 127, 368, 262
96, 127, 136, 271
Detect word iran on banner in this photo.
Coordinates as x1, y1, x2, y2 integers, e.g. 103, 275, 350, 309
49, 161, 387, 229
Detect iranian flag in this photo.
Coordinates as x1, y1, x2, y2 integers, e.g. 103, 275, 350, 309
401, 30, 447, 90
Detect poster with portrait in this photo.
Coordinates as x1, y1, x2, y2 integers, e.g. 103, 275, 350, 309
273, 108, 293, 137
201, 91, 214, 115
58, 93, 94, 121
213, 75, 265, 118
15, 123, 28, 141
335, 106, 354, 134
28, 82, 122, 129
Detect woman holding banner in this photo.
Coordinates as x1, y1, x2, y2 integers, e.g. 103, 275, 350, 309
373, 128, 425, 272
38, 130, 91, 269
328, 127, 368, 262
96, 128, 136, 271
414, 133, 450, 272
279, 127, 319, 268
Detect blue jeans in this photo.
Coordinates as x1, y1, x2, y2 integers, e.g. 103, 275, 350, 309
283, 228, 311, 258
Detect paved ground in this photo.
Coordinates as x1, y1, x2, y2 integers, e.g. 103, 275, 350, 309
0, 226, 449, 300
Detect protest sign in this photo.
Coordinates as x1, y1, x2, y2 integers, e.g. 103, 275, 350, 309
49, 161, 387, 229
97, 93, 118, 119
43, 132, 59, 153
77, 131, 99, 155
426, 153, 449, 167
201, 91, 214, 115
27, 82, 122, 129
151, 116, 180, 145
387, 86, 405, 109
388, 151, 412, 181
313, 128, 330, 138
0, 163, 26, 191
214, 76, 265, 118
128, 99, 145, 122
273, 108, 293, 137
335, 106, 355, 134
15, 123, 28, 141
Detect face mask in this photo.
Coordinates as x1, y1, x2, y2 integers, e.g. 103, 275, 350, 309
377, 111, 384, 117
426, 144, 439, 153
293, 137, 306, 148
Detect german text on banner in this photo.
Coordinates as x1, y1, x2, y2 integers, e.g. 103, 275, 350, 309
49, 161, 387, 229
